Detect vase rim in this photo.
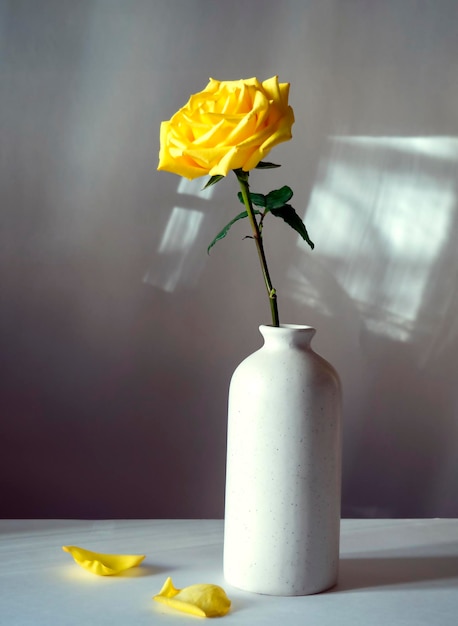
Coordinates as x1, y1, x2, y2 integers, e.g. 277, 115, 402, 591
259, 324, 316, 332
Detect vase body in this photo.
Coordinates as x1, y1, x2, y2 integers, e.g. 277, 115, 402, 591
223, 324, 342, 596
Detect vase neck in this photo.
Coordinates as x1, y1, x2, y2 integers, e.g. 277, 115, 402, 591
259, 324, 316, 350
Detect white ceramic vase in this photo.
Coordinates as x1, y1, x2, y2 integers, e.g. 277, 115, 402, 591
223, 324, 342, 596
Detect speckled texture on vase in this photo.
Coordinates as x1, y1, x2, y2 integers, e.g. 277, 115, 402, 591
223, 324, 342, 596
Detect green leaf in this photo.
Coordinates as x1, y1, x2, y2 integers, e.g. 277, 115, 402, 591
202, 174, 225, 189
207, 209, 262, 254
270, 204, 315, 250
265, 186, 293, 210
255, 161, 281, 169
237, 191, 267, 208
236, 186, 293, 211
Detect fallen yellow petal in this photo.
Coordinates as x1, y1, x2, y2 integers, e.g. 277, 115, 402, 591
62, 545, 145, 576
153, 576, 231, 618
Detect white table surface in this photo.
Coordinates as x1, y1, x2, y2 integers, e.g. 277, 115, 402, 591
1, 519, 457, 625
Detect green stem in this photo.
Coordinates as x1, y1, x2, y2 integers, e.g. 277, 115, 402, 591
235, 170, 280, 327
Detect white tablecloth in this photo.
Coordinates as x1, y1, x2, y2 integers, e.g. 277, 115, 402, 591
1, 519, 457, 625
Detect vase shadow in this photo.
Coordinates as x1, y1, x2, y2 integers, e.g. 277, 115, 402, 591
334, 552, 458, 592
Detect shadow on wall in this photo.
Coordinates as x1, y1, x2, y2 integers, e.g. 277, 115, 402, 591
285, 136, 458, 517
142, 135, 458, 517
3, 0, 458, 519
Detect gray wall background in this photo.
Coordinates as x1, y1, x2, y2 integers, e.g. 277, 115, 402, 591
2, 0, 458, 519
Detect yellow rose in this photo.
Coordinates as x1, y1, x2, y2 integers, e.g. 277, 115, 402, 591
157, 76, 294, 180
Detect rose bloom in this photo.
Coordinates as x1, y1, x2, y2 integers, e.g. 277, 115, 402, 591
157, 76, 294, 180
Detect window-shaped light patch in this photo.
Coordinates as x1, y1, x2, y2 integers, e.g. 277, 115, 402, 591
290, 137, 456, 341
177, 177, 215, 200
144, 207, 204, 292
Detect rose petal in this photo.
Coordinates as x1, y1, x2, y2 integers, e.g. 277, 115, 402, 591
62, 545, 145, 576
153, 576, 231, 618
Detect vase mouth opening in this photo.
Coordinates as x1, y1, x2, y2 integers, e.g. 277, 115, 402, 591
260, 324, 316, 332
259, 324, 317, 345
